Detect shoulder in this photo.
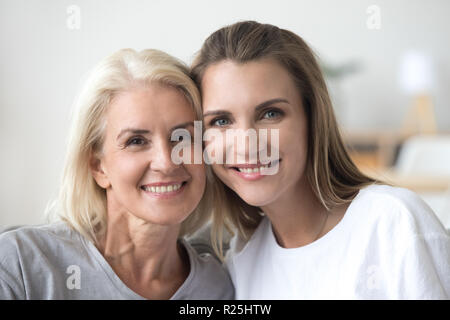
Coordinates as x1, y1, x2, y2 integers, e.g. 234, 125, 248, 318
0, 222, 85, 277
0, 222, 81, 252
226, 216, 270, 258
351, 184, 448, 240
354, 185, 450, 298
0, 222, 84, 299
358, 184, 429, 209
224, 217, 270, 283
0, 221, 85, 268
181, 239, 234, 299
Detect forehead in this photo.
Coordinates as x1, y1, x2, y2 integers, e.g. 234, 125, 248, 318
106, 84, 195, 130
201, 59, 299, 109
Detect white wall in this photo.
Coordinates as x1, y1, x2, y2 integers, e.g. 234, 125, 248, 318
1, 0, 449, 227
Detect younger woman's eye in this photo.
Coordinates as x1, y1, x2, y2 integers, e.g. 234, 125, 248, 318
262, 109, 283, 120
211, 118, 230, 127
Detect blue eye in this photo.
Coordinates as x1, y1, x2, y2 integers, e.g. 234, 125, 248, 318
212, 118, 230, 126
263, 110, 281, 119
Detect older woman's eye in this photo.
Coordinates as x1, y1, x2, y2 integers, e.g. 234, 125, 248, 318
126, 136, 147, 147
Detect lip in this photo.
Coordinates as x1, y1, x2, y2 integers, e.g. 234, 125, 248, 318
228, 159, 281, 181
225, 159, 281, 169
226, 163, 266, 169
232, 169, 265, 181
141, 181, 186, 187
140, 180, 188, 199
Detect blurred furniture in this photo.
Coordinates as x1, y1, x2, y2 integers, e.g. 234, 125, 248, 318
343, 129, 408, 169
402, 94, 437, 136
395, 134, 450, 176
355, 134, 450, 228
343, 94, 439, 170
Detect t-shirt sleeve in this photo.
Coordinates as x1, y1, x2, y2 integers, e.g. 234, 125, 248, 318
0, 276, 20, 299
386, 189, 450, 299
398, 229, 450, 299
0, 233, 26, 299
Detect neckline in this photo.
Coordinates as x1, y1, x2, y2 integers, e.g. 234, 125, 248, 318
78, 231, 196, 300
266, 187, 364, 256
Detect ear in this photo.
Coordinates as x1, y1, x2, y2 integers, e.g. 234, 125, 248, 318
89, 152, 111, 189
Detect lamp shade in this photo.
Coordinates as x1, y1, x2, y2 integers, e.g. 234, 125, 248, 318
399, 51, 433, 94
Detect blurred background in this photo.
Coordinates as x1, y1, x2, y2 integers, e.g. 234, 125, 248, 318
1, 0, 449, 229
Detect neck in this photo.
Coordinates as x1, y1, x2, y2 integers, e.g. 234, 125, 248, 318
261, 177, 331, 248
96, 194, 189, 298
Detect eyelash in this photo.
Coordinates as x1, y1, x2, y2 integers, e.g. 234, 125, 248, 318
210, 117, 231, 127
261, 108, 283, 120
125, 136, 148, 147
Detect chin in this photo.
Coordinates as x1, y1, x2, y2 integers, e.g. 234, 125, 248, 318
235, 190, 274, 208
138, 208, 191, 226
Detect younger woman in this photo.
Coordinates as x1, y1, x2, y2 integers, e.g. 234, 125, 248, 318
191, 21, 450, 299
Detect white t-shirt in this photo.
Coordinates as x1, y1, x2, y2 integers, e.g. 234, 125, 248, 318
226, 185, 450, 299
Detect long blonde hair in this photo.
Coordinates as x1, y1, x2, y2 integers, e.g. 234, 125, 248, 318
191, 21, 377, 256
51, 48, 212, 244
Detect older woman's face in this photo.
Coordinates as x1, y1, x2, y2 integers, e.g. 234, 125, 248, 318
92, 84, 205, 225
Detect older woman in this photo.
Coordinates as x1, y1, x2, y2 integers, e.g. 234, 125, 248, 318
0, 49, 233, 299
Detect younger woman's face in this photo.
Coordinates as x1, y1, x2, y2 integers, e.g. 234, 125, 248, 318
91, 84, 205, 225
201, 59, 308, 207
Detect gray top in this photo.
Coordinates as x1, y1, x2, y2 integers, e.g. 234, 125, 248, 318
0, 222, 234, 299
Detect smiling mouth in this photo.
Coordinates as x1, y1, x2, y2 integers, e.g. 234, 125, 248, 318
229, 159, 281, 173
140, 181, 188, 194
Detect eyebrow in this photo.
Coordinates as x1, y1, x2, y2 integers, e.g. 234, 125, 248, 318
202, 98, 289, 118
171, 121, 194, 131
116, 122, 194, 140
116, 128, 150, 140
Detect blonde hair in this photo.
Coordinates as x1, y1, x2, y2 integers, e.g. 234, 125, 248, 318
51, 48, 212, 244
191, 21, 377, 256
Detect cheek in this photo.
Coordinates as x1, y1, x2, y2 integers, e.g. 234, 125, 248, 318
203, 130, 227, 165
280, 131, 307, 155
186, 163, 206, 189
279, 123, 309, 177
105, 153, 148, 189
211, 163, 228, 183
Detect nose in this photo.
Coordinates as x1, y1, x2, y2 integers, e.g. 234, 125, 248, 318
225, 121, 259, 164
150, 139, 179, 174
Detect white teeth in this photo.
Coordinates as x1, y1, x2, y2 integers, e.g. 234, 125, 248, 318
237, 165, 268, 173
143, 183, 182, 193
